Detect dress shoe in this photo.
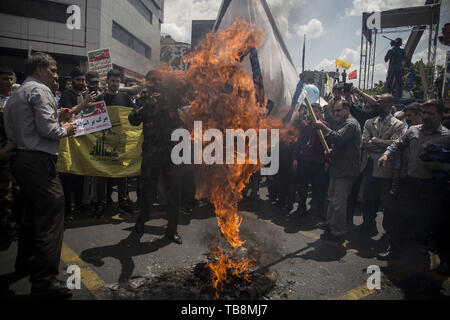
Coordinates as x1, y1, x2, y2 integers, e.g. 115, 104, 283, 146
119, 204, 134, 215
165, 232, 182, 245
316, 221, 330, 230
377, 246, 398, 261
355, 223, 378, 234
322, 231, 345, 242
31, 281, 73, 300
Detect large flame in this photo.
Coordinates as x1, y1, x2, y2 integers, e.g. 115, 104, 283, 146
182, 19, 280, 298
151, 19, 296, 298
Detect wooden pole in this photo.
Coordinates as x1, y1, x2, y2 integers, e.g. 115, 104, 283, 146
304, 96, 331, 156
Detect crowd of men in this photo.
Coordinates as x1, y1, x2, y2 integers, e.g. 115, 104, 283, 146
0, 52, 449, 300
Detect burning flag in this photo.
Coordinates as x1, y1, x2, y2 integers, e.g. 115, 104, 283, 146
145, 1, 299, 298
180, 18, 295, 298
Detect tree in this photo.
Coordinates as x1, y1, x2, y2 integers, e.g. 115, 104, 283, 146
406, 62, 445, 100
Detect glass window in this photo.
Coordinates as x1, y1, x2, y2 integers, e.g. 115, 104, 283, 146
0, 0, 68, 24
128, 0, 153, 25
112, 21, 151, 59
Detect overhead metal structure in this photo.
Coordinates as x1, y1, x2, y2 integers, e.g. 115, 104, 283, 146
359, 0, 441, 95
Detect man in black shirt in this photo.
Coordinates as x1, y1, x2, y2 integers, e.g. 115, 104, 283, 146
385, 38, 406, 98
96, 71, 136, 108
58, 67, 96, 221
95, 70, 136, 216
59, 67, 96, 113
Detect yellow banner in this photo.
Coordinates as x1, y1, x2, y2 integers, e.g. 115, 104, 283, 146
57, 106, 143, 178
336, 58, 351, 70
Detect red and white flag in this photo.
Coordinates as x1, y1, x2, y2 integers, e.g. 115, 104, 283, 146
349, 69, 357, 80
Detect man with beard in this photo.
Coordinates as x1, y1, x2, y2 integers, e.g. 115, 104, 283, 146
378, 100, 450, 270
59, 67, 96, 221
95, 70, 136, 217
358, 94, 405, 234
129, 70, 190, 244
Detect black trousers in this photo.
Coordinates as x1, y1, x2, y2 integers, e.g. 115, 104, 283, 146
138, 157, 181, 236
11, 151, 65, 291
362, 160, 392, 226
59, 173, 83, 213
385, 177, 448, 251
386, 69, 403, 98
296, 159, 328, 217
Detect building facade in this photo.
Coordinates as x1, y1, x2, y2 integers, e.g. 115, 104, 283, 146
0, 0, 164, 81
191, 20, 215, 49
160, 35, 190, 70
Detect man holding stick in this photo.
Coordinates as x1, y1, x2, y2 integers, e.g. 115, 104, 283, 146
314, 100, 362, 240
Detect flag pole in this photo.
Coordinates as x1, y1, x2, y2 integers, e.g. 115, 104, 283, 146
302, 34, 306, 74
304, 96, 331, 155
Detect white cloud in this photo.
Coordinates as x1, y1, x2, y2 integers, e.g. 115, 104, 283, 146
315, 58, 335, 71
346, 0, 425, 16
373, 63, 388, 84
340, 47, 360, 65
314, 46, 361, 72
161, 0, 306, 43
161, 0, 221, 42
266, 0, 307, 40
412, 47, 446, 65
293, 19, 325, 39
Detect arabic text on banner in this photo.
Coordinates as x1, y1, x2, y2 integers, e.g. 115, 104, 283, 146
57, 106, 143, 178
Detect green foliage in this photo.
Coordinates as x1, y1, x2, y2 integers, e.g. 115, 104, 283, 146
363, 81, 385, 96
405, 62, 445, 100
361, 63, 445, 100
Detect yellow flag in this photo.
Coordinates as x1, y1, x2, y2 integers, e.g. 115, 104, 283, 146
336, 58, 351, 70
57, 106, 143, 178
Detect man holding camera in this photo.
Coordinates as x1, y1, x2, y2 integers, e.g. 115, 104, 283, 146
130, 70, 190, 245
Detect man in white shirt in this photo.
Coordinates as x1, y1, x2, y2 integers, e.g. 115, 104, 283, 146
4, 53, 77, 300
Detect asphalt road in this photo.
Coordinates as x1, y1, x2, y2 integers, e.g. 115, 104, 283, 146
1, 185, 449, 301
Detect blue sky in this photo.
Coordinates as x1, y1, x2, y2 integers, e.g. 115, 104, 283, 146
162, 0, 450, 84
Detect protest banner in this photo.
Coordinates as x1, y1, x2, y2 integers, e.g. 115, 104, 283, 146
57, 106, 143, 178
87, 48, 113, 79
73, 101, 112, 137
